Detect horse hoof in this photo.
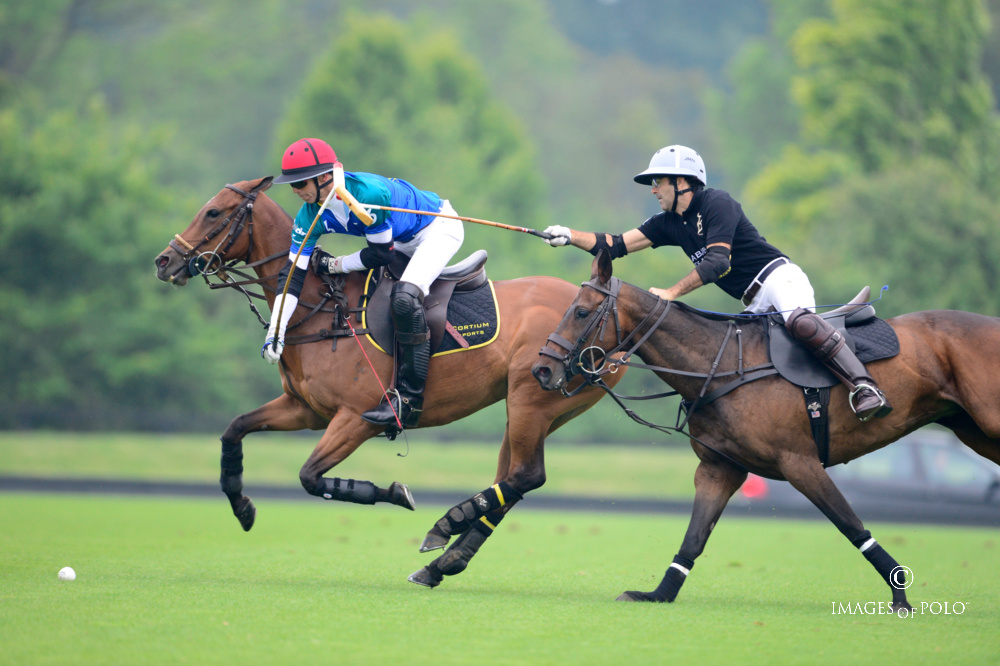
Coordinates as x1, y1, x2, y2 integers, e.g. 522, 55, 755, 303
419, 532, 449, 553
616, 590, 656, 602
408, 568, 441, 588
234, 497, 256, 532
892, 601, 913, 613
389, 482, 416, 511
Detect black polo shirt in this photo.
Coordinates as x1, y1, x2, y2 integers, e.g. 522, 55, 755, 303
637, 188, 787, 300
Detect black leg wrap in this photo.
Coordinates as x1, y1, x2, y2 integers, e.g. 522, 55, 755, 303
653, 554, 695, 602
219, 438, 244, 495
434, 482, 522, 538
435, 527, 491, 576
317, 477, 378, 505
862, 543, 905, 589
619, 554, 694, 603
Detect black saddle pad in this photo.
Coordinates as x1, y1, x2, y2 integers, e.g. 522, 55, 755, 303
361, 270, 500, 356
767, 314, 900, 388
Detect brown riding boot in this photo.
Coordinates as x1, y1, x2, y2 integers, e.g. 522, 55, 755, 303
786, 307, 892, 422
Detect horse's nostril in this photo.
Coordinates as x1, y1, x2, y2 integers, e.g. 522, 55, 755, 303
156, 255, 168, 269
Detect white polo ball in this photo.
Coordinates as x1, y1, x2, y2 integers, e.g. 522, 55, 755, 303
58, 567, 76, 581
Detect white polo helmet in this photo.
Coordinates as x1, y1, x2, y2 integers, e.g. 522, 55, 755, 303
633, 145, 707, 187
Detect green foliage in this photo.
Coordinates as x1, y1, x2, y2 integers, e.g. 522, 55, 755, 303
730, 0, 1000, 316
795, 158, 1000, 316
791, 0, 997, 180
0, 101, 273, 429
275, 12, 548, 280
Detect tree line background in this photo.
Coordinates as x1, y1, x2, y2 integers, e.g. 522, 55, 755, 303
3, 0, 1000, 441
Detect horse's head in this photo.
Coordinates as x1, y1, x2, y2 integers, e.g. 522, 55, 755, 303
532, 250, 619, 392
155, 177, 273, 286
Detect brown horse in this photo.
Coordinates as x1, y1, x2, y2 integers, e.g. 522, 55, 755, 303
154, 177, 623, 587
532, 250, 1000, 610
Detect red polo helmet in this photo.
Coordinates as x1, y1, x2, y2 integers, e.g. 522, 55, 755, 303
273, 138, 338, 184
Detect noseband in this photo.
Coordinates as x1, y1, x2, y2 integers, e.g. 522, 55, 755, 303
539, 277, 674, 396
168, 182, 265, 278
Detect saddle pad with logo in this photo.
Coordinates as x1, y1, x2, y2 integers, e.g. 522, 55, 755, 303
767, 314, 900, 388
361, 271, 500, 357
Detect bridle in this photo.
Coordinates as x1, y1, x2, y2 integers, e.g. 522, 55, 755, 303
539, 276, 777, 469
166, 181, 349, 332
539, 277, 673, 397
168, 182, 270, 280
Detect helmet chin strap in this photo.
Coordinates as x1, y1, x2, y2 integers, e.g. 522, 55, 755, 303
669, 177, 694, 214
313, 175, 333, 205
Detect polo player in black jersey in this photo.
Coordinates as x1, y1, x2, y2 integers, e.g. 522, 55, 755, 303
543, 144, 891, 422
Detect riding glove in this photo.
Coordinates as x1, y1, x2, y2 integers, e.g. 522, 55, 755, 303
543, 225, 572, 247
262, 291, 297, 364
261, 338, 284, 364
315, 253, 348, 274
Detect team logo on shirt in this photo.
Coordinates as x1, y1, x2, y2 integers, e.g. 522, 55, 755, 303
696, 213, 703, 236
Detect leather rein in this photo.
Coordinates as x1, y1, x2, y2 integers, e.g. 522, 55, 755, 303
170, 182, 355, 341
541, 277, 776, 460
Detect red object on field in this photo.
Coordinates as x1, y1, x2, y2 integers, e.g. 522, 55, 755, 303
740, 473, 769, 499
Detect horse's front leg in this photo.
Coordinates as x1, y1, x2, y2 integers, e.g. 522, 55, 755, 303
779, 454, 913, 612
409, 413, 544, 588
619, 454, 747, 602
220, 393, 330, 531
297, 409, 416, 510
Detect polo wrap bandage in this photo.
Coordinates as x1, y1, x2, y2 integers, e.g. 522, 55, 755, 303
652, 554, 695, 602
317, 477, 378, 505
434, 481, 522, 537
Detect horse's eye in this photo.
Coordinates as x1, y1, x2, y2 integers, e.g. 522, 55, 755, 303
206, 209, 220, 219
575, 307, 590, 319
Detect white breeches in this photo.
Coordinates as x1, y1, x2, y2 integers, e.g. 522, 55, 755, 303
742, 262, 816, 322
394, 200, 465, 296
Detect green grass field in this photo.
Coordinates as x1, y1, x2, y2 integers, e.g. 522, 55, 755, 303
2, 432, 998, 664
2, 494, 996, 665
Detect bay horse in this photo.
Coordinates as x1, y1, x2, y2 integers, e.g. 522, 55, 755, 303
154, 177, 624, 587
532, 250, 1000, 610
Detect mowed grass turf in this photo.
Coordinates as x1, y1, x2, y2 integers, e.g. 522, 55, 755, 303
1, 493, 996, 665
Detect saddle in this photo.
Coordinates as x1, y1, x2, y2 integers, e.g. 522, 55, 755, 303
362, 250, 497, 355
766, 287, 900, 388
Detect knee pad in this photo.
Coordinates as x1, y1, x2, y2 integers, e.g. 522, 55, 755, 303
786, 308, 844, 360
390, 281, 427, 335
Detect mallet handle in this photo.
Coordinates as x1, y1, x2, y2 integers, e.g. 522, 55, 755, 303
362, 204, 553, 240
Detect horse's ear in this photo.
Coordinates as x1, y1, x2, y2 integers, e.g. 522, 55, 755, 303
590, 249, 614, 285
252, 176, 274, 193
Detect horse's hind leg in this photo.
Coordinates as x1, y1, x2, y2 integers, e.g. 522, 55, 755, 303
938, 411, 1000, 466
220, 393, 329, 531
619, 456, 747, 602
779, 455, 912, 612
298, 409, 416, 510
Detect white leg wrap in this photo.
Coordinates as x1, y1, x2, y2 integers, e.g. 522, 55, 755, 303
669, 562, 690, 577
859, 538, 877, 552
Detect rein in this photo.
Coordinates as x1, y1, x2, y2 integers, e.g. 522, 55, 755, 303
172, 182, 356, 337
543, 277, 778, 468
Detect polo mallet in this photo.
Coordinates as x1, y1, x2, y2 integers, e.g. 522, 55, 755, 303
271, 163, 345, 351
357, 204, 553, 240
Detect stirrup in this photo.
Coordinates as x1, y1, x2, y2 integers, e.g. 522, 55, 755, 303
361, 389, 404, 425
849, 383, 890, 422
